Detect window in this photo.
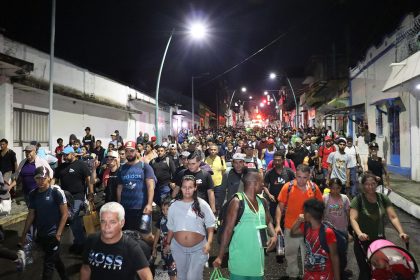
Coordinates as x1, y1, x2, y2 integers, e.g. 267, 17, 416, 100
375, 107, 383, 136
13, 108, 48, 146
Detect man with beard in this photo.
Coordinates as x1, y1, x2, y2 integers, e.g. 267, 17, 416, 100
167, 144, 180, 169
286, 137, 309, 167
54, 146, 92, 254
327, 138, 354, 194
116, 141, 155, 231
263, 151, 295, 221
150, 145, 176, 204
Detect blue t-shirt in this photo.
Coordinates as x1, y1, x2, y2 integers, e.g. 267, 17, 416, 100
28, 186, 66, 237
20, 161, 37, 194
117, 162, 155, 209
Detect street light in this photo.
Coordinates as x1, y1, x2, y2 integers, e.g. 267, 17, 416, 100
269, 72, 298, 128
241, 87, 247, 93
155, 22, 208, 143
192, 72, 209, 134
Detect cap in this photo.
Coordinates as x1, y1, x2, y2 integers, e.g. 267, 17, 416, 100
169, 144, 177, 149
369, 142, 379, 149
180, 151, 191, 158
106, 150, 119, 158
24, 145, 36, 151
232, 153, 246, 161
34, 166, 50, 179
337, 138, 347, 144
267, 138, 275, 145
124, 141, 136, 150
295, 137, 302, 143
62, 146, 75, 154
151, 136, 157, 141
110, 132, 117, 136
115, 130, 119, 134
85, 127, 91, 131
324, 136, 332, 141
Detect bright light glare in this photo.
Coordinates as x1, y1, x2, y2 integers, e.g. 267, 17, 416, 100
260, 103, 265, 107
249, 96, 253, 99
416, 83, 420, 90
189, 23, 207, 39
269, 73, 277, 79
241, 87, 247, 92
234, 102, 239, 106
264, 91, 268, 95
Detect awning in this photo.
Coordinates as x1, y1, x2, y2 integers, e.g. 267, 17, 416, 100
0, 52, 34, 77
382, 51, 420, 92
370, 96, 406, 111
326, 103, 365, 116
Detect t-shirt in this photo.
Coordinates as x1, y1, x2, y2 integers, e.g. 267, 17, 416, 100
344, 145, 359, 167
176, 169, 214, 202
54, 160, 90, 200
244, 157, 262, 171
28, 186, 66, 237
83, 233, 150, 280
0, 149, 17, 174
20, 161, 37, 194
323, 194, 350, 233
117, 162, 155, 209
319, 145, 336, 169
299, 223, 336, 280
350, 193, 392, 240
264, 167, 295, 199
205, 156, 226, 186
327, 152, 355, 185
277, 181, 323, 229
103, 169, 118, 202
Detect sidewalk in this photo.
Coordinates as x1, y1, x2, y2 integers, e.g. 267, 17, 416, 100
387, 172, 420, 219
0, 197, 28, 228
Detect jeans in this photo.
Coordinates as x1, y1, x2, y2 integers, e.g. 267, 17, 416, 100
214, 184, 227, 214
284, 228, 305, 278
38, 235, 68, 280
354, 239, 372, 280
170, 238, 208, 280
70, 199, 86, 245
349, 167, 359, 196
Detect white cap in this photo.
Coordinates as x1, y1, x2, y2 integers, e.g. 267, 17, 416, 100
232, 153, 246, 161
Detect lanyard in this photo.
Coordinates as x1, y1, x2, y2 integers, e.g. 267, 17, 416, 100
243, 193, 263, 226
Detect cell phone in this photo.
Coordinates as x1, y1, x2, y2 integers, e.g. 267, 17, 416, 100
257, 225, 268, 248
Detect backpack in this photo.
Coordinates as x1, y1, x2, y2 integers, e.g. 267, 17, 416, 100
50, 186, 75, 221
304, 222, 348, 279
217, 192, 267, 244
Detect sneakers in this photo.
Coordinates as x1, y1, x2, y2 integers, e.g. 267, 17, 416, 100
15, 250, 26, 271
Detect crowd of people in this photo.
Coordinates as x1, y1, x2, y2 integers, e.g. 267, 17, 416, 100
0, 124, 411, 279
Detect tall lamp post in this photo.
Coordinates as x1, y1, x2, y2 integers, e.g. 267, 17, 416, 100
191, 72, 209, 134
155, 22, 208, 144
269, 72, 298, 128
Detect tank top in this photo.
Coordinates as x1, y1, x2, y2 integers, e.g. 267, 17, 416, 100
367, 156, 383, 185
264, 148, 276, 165
229, 194, 265, 277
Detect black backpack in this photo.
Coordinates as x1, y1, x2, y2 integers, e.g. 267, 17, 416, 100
217, 192, 267, 244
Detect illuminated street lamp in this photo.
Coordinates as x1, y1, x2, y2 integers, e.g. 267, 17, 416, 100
249, 96, 253, 99
269, 72, 298, 127
155, 21, 208, 143
241, 87, 247, 93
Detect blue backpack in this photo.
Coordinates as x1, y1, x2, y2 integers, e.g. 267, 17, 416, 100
304, 222, 348, 278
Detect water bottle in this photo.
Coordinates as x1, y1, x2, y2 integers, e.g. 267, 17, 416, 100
23, 242, 33, 265
276, 234, 285, 256
139, 214, 151, 233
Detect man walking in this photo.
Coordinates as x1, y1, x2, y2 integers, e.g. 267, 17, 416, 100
222, 153, 246, 200
54, 146, 93, 254
20, 166, 69, 280
205, 144, 226, 215
0, 138, 17, 179
80, 202, 153, 280
150, 145, 176, 205
327, 138, 354, 194
116, 141, 155, 230
82, 127, 95, 152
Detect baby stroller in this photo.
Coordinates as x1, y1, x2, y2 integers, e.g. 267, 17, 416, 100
367, 239, 418, 280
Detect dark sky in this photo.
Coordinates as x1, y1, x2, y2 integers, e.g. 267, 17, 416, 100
1, 0, 419, 110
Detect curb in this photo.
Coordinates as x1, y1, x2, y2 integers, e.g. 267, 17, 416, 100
384, 187, 420, 220
0, 211, 28, 228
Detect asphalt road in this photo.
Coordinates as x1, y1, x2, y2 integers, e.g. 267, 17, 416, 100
1, 208, 419, 280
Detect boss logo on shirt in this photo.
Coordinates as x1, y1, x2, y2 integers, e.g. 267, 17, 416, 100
88, 250, 123, 270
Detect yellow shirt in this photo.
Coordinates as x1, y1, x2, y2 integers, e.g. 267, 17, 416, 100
205, 155, 226, 186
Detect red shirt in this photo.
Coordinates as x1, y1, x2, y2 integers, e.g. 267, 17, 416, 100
319, 145, 336, 169
299, 223, 336, 280
55, 145, 64, 164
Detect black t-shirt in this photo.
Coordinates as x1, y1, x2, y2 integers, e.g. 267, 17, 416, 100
287, 146, 310, 166
176, 169, 214, 202
54, 160, 90, 199
83, 233, 149, 280
264, 167, 295, 199
0, 149, 17, 174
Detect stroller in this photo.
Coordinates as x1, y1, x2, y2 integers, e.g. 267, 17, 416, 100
366, 239, 418, 280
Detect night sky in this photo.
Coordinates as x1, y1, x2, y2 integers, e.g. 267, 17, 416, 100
1, 0, 419, 110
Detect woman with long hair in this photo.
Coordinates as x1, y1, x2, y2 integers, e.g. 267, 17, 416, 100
165, 175, 216, 280
350, 172, 409, 280
142, 142, 157, 164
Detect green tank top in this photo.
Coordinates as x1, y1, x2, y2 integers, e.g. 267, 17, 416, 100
228, 193, 266, 277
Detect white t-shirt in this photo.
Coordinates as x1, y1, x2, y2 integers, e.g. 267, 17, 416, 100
344, 145, 359, 167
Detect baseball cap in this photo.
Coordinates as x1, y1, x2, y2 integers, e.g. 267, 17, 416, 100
62, 146, 75, 154
151, 136, 157, 141
124, 141, 136, 150
106, 150, 119, 158
324, 136, 332, 141
180, 151, 191, 158
369, 142, 379, 149
110, 132, 117, 136
232, 153, 246, 161
34, 166, 50, 179
337, 138, 347, 144
24, 145, 36, 151
267, 138, 275, 145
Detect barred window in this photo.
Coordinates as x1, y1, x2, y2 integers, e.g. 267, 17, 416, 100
13, 108, 48, 146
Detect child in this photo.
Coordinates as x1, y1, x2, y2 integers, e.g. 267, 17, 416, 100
152, 200, 177, 280
291, 198, 340, 280
323, 178, 350, 234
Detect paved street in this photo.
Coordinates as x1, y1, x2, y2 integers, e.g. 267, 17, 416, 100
1, 207, 419, 280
